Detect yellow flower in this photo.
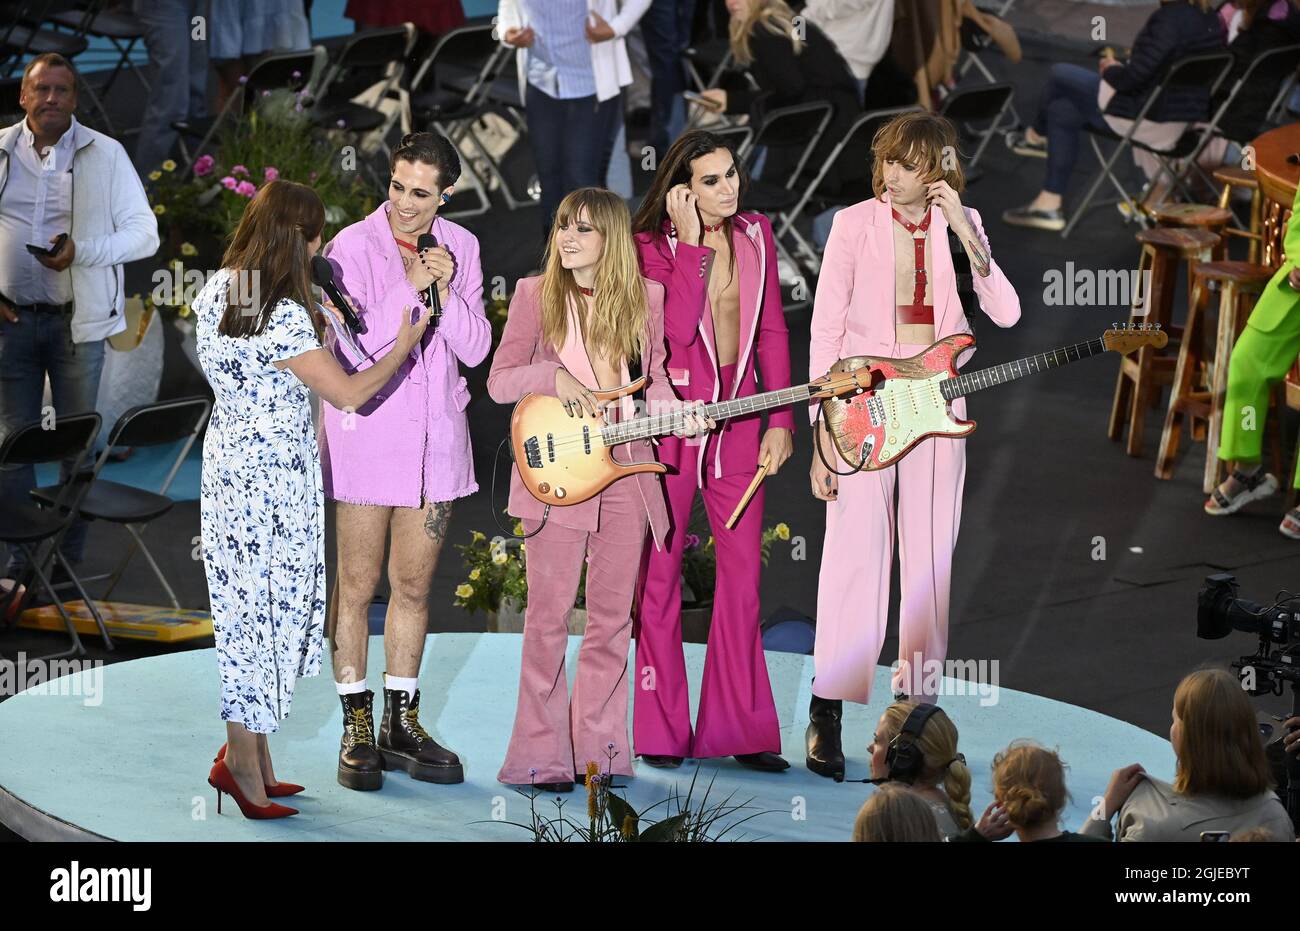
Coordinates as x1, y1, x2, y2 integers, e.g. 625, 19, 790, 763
492, 551, 507, 566
512, 520, 524, 536
178, 304, 192, 318
620, 814, 637, 839
471, 530, 486, 543
775, 522, 790, 541
586, 771, 598, 818
455, 583, 474, 599
180, 242, 197, 256
469, 568, 481, 581
585, 760, 600, 780
161, 159, 177, 172
147, 170, 162, 181
153, 204, 166, 215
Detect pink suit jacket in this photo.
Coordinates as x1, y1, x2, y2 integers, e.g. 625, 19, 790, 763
486, 275, 675, 548
318, 203, 491, 505
634, 212, 796, 484
807, 195, 1022, 423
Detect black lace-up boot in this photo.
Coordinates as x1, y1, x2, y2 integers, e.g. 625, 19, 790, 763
378, 687, 464, 784
338, 690, 383, 791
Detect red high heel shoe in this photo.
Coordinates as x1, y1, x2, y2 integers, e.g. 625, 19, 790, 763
215, 744, 305, 797
208, 758, 298, 819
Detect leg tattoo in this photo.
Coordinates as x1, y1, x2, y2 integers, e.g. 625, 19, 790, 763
424, 501, 452, 544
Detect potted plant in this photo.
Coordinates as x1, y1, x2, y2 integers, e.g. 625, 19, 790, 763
453, 526, 589, 634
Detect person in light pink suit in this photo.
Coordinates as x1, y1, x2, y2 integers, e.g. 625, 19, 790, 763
489, 187, 710, 792
805, 113, 1021, 781
629, 131, 795, 772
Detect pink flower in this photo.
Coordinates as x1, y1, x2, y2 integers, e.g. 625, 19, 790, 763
684, 533, 701, 551
235, 180, 257, 198
220, 175, 237, 190
193, 154, 215, 177
309, 171, 318, 181
263, 166, 279, 182
231, 164, 249, 177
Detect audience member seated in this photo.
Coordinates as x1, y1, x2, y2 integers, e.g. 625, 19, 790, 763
852, 782, 944, 841
868, 701, 1013, 842
1080, 668, 1296, 841
992, 740, 1106, 843
800, 0, 896, 105
1003, 0, 1225, 232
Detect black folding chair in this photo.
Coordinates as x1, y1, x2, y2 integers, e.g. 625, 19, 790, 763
939, 82, 1014, 171
30, 397, 211, 611
44, 0, 150, 100
955, 0, 1022, 131
1, 0, 116, 132
1063, 51, 1235, 238
0, 412, 110, 660
174, 46, 326, 171
309, 23, 416, 169
0, 75, 20, 124
410, 21, 521, 214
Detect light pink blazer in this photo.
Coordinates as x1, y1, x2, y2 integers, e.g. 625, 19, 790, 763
807, 194, 1021, 423
486, 275, 675, 547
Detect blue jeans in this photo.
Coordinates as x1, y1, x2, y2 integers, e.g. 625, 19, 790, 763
640, 0, 696, 155
526, 83, 622, 232
0, 310, 106, 567
132, 0, 209, 175
1033, 63, 1110, 196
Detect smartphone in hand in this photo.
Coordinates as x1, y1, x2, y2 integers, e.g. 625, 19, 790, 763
25, 233, 68, 257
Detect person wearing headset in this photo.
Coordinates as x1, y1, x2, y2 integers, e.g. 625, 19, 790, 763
867, 700, 1013, 841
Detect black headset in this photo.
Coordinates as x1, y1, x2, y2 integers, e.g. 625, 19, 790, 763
884, 703, 943, 785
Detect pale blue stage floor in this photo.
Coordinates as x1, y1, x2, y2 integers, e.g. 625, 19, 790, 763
0, 634, 1174, 841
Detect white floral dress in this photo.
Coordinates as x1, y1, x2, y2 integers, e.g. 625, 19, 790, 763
195, 269, 326, 734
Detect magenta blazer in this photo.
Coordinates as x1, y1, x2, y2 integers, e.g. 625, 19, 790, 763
808, 195, 1022, 423
486, 275, 674, 547
634, 212, 796, 484
318, 204, 491, 506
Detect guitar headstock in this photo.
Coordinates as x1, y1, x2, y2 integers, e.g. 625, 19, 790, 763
1104, 322, 1168, 355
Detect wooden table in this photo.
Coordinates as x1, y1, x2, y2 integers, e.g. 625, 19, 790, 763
1252, 122, 1300, 267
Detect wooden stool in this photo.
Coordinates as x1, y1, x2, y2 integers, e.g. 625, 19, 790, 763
1155, 260, 1273, 492
1110, 226, 1220, 456
1151, 203, 1233, 261
1214, 165, 1263, 264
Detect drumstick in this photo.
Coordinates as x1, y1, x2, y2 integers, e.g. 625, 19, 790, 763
726, 453, 772, 530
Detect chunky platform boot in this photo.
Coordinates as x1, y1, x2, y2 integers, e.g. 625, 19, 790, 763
338, 690, 383, 791
378, 687, 464, 784
805, 693, 845, 782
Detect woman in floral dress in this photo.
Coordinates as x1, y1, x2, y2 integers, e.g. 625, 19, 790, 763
194, 180, 427, 818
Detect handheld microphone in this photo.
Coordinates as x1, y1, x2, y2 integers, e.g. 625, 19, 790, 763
310, 255, 365, 335
416, 232, 442, 329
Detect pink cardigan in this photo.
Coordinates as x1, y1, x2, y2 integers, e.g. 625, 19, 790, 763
808, 195, 1021, 423
318, 203, 491, 505
486, 275, 674, 547
635, 212, 796, 484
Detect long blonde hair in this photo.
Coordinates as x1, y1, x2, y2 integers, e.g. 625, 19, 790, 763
880, 701, 974, 830
729, 0, 802, 66
852, 784, 944, 842
1173, 668, 1274, 799
540, 188, 647, 368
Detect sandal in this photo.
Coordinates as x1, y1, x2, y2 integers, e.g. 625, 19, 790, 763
1280, 507, 1300, 539
1205, 468, 1279, 516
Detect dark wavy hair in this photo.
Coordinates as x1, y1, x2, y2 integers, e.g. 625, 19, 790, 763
631, 129, 749, 239
390, 131, 462, 188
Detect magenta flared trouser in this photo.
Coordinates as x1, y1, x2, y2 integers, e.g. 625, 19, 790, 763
497, 479, 647, 784
633, 367, 780, 758
813, 385, 967, 705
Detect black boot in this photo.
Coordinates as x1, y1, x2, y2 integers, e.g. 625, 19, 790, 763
806, 693, 845, 781
338, 690, 383, 791
378, 687, 464, 784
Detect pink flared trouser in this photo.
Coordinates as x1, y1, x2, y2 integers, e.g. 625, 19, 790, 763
813, 392, 967, 705
497, 479, 647, 784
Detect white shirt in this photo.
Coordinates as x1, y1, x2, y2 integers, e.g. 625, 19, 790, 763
0, 116, 75, 304
803, 0, 896, 81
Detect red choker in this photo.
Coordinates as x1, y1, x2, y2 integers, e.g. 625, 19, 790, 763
578, 285, 594, 297
702, 221, 725, 233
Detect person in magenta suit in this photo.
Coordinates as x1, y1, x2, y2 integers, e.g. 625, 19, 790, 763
805, 113, 1021, 781
629, 131, 796, 772
489, 187, 711, 793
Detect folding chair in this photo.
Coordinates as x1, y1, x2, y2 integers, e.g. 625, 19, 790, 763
939, 82, 1014, 170
44, 0, 150, 99
309, 23, 416, 173
736, 100, 834, 281
1062, 51, 1235, 239
955, 0, 1022, 132
683, 38, 733, 95
0, 412, 110, 660
30, 397, 211, 611
174, 46, 326, 171
409, 21, 519, 215
1, 0, 117, 133
780, 105, 925, 273
0, 75, 20, 124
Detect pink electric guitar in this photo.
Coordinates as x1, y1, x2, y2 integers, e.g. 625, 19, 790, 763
821, 324, 1167, 470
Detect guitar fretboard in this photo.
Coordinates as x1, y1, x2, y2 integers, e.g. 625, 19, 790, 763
600, 383, 815, 445
941, 337, 1107, 400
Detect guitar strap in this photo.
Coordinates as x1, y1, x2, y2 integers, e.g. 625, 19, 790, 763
948, 227, 977, 336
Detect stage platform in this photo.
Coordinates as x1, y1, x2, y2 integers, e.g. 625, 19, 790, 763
0, 634, 1174, 841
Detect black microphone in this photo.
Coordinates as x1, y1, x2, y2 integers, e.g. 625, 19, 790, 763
310, 254, 364, 335
417, 232, 442, 329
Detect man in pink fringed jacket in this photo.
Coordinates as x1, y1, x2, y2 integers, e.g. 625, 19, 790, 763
318, 133, 490, 793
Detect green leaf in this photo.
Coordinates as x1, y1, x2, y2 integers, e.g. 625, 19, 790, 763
638, 812, 689, 843
604, 792, 638, 838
